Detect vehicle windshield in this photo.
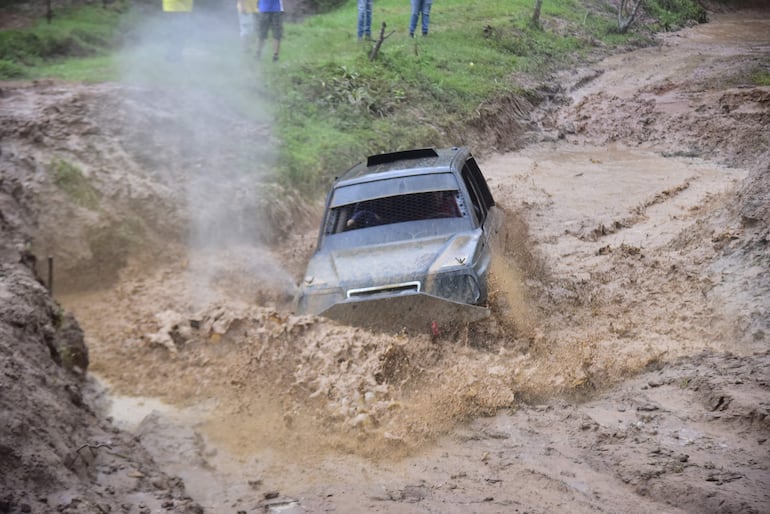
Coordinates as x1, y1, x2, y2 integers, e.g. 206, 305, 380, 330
324, 189, 467, 235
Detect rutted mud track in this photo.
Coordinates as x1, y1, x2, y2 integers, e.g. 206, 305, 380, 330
1, 9, 769, 514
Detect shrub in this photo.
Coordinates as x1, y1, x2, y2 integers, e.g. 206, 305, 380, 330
51, 159, 100, 210
0, 58, 27, 77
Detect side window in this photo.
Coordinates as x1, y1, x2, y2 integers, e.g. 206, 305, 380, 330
462, 164, 487, 224
324, 204, 350, 235
465, 157, 495, 210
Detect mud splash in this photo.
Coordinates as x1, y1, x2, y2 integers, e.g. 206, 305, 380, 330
61, 143, 749, 466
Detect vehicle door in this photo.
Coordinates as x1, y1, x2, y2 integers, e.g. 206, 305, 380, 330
460, 156, 499, 287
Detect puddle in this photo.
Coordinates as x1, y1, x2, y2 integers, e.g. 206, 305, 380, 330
107, 394, 179, 432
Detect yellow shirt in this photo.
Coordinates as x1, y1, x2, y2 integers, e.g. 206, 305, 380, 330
163, 0, 193, 12
237, 0, 258, 13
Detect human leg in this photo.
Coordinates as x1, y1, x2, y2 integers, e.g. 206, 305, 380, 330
271, 12, 283, 60
421, 0, 432, 35
357, 0, 366, 39
238, 11, 255, 51
238, 11, 253, 38
365, 0, 373, 38
164, 12, 191, 61
409, 0, 421, 36
256, 12, 270, 57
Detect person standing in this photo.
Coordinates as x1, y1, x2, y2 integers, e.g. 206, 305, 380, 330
162, 0, 194, 61
357, 0, 373, 41
237, 0, 258, 51
408, 0, 432, 37
257, 0, 284, 62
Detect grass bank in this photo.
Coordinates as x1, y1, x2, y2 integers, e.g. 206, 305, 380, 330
1, 0, 711, 193
268, 0, 646, 190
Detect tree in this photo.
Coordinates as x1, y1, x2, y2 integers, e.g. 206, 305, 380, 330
617, 0, 644, 33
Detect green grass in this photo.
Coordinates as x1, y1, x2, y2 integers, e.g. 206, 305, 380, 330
645, 0, 707, 30
751, 68, 770, 86
0, 2, 128, 76
2, 0, 707, 194
51, 158, 100, 210
38, 54, 119, 81
264, 0, 646, 191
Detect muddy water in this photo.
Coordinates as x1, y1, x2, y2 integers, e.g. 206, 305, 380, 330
570, 12, 770, 105
62, 143, 749, 512
103, 387, 283, 510
483, 144, 747, 272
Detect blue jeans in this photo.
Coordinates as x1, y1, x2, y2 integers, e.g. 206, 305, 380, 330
409, 0, 432, 36
357, 0, 373, 39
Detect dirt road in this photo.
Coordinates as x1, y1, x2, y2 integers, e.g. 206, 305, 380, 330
1, 8, 768, 514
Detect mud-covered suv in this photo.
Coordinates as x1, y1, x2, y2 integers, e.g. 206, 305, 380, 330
294, 147, 506, 333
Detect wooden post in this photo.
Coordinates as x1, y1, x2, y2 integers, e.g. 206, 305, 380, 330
531, 0, 542, 29
47, 256, 53, 294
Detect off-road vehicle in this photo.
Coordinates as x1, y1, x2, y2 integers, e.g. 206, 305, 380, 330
294, 147, 506, 333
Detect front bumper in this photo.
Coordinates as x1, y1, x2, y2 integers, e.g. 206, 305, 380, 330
318, 292, 490, 334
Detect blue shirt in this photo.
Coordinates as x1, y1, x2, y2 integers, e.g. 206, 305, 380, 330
258, 0, 283, 12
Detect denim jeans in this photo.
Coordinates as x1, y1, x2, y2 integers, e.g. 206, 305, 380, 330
357, 0, 373, 39
409, 0, 432, 36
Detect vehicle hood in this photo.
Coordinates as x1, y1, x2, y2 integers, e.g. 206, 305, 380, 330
302, 232, 480, 290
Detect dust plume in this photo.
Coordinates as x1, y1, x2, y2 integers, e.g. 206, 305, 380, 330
112, 2, 298, 306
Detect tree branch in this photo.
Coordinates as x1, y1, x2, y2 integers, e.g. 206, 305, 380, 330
369, 22, 395, 61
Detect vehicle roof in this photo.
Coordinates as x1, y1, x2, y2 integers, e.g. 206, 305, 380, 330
335, 147, 468, 187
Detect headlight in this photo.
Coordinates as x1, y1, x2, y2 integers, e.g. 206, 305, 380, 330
425, 272, 481, 304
